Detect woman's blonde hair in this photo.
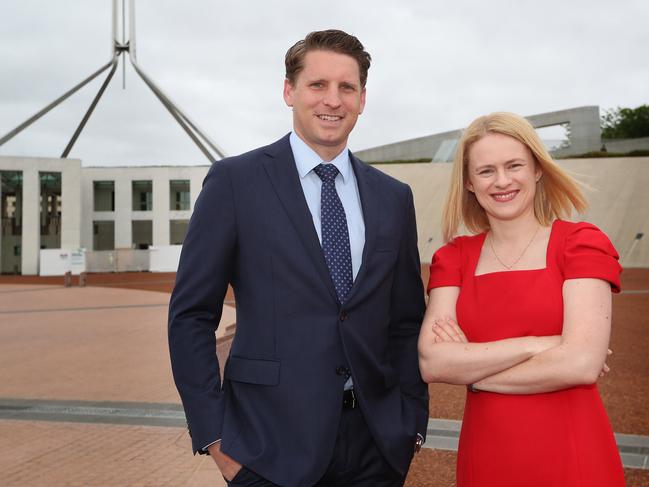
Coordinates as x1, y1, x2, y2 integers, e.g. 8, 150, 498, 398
442, 112, 588, 242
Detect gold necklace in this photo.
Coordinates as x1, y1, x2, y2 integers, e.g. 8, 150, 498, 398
488, 225, 540, 270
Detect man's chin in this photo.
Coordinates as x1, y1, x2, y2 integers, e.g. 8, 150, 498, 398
314, 132, 350, 148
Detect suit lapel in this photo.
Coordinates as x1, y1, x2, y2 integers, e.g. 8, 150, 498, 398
345, 153, 379, 305
262, 135, 339, 305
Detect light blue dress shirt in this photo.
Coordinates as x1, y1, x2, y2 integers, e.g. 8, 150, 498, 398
289, 132, 366, 280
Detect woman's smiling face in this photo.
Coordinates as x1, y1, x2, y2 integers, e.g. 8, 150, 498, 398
466, 132, 542, 224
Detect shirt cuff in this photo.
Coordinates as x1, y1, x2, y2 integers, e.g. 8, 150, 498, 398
203, 439, 221, 452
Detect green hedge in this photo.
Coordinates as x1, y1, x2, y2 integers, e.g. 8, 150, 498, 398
558, 150, 649, 159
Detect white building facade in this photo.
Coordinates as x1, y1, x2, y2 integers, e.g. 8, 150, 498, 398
0, 155, 209, 275
3, 153, 647, 275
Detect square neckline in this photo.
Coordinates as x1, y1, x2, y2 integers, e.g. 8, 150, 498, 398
473, 219, 558, 277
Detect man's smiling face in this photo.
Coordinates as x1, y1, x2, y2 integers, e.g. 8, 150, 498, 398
283, 49, 366, 162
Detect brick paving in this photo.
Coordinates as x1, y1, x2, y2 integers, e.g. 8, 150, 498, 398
0, 285, 233, 403
0, 282, 232, 486
0, 269, 648, 486
0, 420, 219, 487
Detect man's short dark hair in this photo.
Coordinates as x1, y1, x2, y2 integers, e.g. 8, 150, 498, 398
285, 29, 372, 88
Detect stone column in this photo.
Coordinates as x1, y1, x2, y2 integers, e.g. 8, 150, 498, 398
21, 168, 39, 275
114, 175, 131, 248
61, 160, 82, 250
153, 175, 169, 246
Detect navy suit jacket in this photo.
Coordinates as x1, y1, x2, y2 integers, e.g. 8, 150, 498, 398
168, 134, 428, 487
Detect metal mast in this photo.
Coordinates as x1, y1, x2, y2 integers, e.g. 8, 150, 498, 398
0, 0, 225, 163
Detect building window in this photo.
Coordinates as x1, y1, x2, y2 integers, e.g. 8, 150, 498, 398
170, 219, 189, 245
1, 171, 23, 274
132, 220, 153, 249
132, 180, 153, 211
40, 172, 62, 249
93, 221, 115, 250
94, 181, 115, 212
170, 180, 190, 211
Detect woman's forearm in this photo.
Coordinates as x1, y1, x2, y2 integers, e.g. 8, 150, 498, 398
418, 335, 560, 385
473, 342, 606, 394
474, 279, 613, 394
420, 288, 561, 385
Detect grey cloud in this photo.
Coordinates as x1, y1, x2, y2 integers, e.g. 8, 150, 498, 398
1, 0, 647, 165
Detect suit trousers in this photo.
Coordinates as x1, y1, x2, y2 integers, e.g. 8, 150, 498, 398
227, 406, 405, 487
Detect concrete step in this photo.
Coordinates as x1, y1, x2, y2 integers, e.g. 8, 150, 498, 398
1, 398, 646, 470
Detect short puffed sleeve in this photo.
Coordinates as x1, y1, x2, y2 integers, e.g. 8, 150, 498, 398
562, 222, 621, 293
427, 239, 462, 292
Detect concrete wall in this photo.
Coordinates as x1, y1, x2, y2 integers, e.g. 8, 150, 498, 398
355, 129, 462, 163
376, 157, 649, 268
0, 156, 81, 275
356, 106, 602, 162
603, 136, 649, 154
528, 106, 601, 157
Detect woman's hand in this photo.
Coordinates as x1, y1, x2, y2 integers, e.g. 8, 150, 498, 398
600, 349, 612, 377
430, 317, 468, 343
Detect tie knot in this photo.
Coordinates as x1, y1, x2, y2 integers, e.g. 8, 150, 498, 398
313, 163, 339, 183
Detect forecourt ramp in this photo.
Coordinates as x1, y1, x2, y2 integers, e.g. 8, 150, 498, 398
377, 157, 649, 267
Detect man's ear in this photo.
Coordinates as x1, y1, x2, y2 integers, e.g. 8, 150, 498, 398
359, 87, 366, 115
283, 79, 294, 107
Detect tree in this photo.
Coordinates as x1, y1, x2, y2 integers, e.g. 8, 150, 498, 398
601, 105, 649, 139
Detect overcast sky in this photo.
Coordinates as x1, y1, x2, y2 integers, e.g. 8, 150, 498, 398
1, 0, 647, 166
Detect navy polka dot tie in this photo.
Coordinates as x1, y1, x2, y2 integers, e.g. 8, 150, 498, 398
314, 163, 353, 304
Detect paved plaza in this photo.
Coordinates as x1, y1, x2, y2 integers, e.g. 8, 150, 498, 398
0, 284, 230, 486
0, 273, 648, 486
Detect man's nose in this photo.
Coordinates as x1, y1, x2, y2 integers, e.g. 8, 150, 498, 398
322, 86, 342, 108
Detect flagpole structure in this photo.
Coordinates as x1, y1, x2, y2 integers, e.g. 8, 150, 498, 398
0, 0, 225, 163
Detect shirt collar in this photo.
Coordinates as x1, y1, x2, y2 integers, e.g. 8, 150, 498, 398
289, 131, 351, 183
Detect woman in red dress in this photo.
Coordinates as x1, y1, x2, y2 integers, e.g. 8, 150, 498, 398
418, 112, 625, 486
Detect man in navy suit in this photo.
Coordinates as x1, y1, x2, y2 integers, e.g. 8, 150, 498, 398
168, 29, 427, 487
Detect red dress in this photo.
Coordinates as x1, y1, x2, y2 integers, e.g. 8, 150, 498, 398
427, 220, 625, 487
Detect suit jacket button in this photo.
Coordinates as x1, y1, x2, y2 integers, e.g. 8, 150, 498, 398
336, 366, 347, 376
339, 312, 348, 321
